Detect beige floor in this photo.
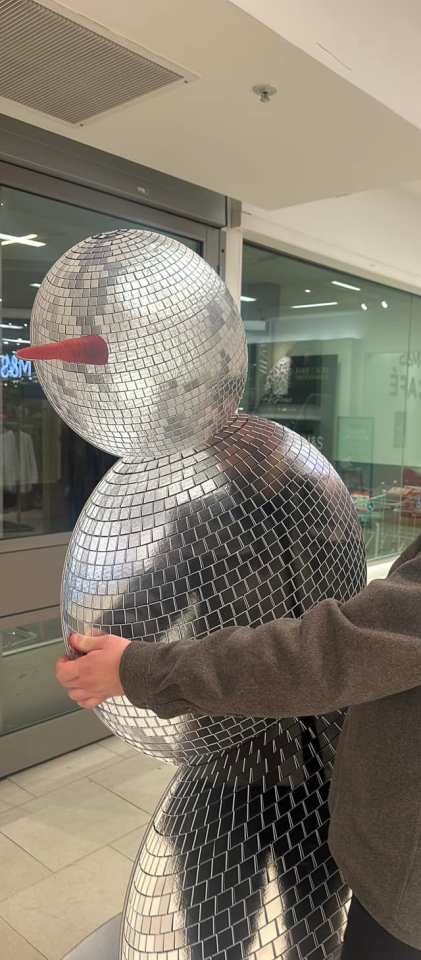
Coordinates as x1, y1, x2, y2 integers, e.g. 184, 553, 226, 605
0, 738, 176, 960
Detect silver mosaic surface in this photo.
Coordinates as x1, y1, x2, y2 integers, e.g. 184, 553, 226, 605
31, 229, 247, 458
26, 229, 367, 960
122, 738, 349, 960
62, 415, 366, 765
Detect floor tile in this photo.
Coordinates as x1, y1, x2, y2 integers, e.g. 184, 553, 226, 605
110, 822, 149, 861
63, 915, 120, 960
101, 737, 135, 759
0, 803, 30, 832
0, 833, 50, 901
0, 779, 34, 807
0, 846, 131, 960
11, 744, 116, 797
90, 754, 176, 814
0, 916, 47, 960
0, 778, 151, 871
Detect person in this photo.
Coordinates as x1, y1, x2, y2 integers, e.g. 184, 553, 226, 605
56, 532, 421, 959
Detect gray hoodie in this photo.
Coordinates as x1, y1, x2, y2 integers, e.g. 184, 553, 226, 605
120, 533, 421, 948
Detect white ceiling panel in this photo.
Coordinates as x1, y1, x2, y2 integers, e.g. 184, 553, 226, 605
1, 0, 421, 208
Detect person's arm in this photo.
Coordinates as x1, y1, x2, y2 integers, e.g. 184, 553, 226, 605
119, 537, 421, 718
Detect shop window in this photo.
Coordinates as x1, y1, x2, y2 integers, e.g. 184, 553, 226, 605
241, 242, 421, 562
0, 185, 200, 540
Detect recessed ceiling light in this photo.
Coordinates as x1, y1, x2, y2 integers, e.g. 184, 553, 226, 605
305, 288, 311, 293
0, 233, 46, 248
381, 300, 388, 309
332, 280, 361, 291
240, 295, 257, 302
30, 282, 41, 288
361, 303, 368, 311
292, 301, 338, 309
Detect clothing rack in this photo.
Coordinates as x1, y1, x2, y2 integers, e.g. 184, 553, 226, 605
3, 388, 40, 529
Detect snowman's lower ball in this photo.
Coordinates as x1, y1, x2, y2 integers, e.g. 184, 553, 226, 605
61, 416, 366, 765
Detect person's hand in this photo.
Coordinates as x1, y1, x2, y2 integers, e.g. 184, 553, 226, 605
55, 633, 130, 709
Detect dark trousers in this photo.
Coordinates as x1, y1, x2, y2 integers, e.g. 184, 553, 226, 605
341, 897, 421, 959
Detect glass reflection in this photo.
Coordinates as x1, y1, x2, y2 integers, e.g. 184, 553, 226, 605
0, 185, 200, 540
242, 243, 421, 562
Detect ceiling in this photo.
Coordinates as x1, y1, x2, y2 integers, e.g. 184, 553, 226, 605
2, 0, 421, 209
229, 0, 421, 292
230, 0, 421, 133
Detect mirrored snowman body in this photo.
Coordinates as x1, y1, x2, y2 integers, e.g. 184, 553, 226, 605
22, 230, 366, 960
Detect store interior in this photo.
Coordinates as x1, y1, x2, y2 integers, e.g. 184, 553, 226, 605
241, 242, 421, 562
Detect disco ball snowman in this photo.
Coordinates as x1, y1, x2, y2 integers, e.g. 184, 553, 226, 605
20, 229, 366, 960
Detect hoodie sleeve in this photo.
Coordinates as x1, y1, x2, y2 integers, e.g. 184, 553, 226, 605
119, 534, 421, 718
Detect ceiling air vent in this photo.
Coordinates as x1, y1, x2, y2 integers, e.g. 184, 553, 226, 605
0, 0, 196, 124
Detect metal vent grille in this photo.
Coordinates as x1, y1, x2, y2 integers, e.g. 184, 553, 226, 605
0, 0, 188, 123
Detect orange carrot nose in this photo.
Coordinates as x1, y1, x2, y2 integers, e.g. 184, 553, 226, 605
16, 335, 108, 365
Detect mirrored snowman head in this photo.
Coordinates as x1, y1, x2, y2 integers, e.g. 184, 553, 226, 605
19, 229, 247, 458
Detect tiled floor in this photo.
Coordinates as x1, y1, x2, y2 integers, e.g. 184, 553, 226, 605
0, 738, 176, 960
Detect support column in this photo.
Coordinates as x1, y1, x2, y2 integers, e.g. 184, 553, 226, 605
221, 225, 243, 308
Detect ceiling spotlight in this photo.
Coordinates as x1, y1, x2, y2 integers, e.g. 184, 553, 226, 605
240, 295, 257, 303
361, 303, 368, 311
252, 84, 278, 103
305, 288, 311, 293
332, 280, 361, 291
0, 233, 45, 248
292, 301, 338, 309
30, 282, 41, 288
381, 300, 388, 309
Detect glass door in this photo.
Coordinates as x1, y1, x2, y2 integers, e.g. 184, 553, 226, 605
0, 175, 215, 775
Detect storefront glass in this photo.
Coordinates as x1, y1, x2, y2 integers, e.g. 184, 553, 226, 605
0, 612, 70, 735
242, 242, 421, 562
0, 182, 205, 754
0, 185, 200, 541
